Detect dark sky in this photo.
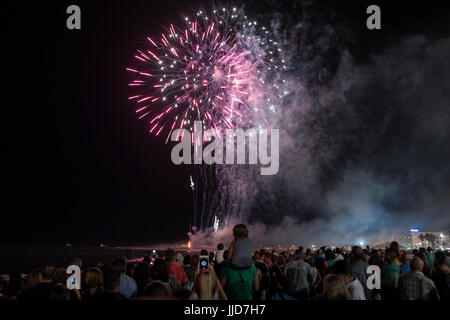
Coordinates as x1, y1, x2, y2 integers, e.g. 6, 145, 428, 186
2, 0, 450, 245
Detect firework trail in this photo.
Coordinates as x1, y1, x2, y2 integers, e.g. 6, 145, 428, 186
127, 6, 286, 231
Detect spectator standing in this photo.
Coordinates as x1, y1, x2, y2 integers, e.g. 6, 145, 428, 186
350, 246, 372, 300
426, 247, 435, 268
431, 251, 449, 300
381, 250, 401, 300
83, 267, 104, 300
216, 243, 225, 264
284, 252, 313, 300
165, 249, 188, 287
113, 257, 137, 299
97, 264, 127, 300
398, 256, 440, 300
20, 261, 57, 301
333, 260, 366, 300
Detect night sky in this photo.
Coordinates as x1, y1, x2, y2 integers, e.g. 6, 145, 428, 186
3, 0, 450, 246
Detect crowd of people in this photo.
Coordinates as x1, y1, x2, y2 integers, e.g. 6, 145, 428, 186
0, 224, 448, 301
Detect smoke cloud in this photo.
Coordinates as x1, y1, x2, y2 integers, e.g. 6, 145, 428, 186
192, 1, 450, 248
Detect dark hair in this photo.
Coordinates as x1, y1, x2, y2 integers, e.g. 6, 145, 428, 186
298, 246, 304, 252
217, 243, 224, 250
165, 249, 176, 262
427, 247, 432, 252
53, 268, 68, 284
332, 260, 352, 276
151, 259, 169, 282
369, 255, 382, 268
103, 264, 122, 290
389, 241, 400, 256
233, 224, 249, 239
200, 249, 208, 256
351, 246, 364, 261
325, 249, 336, 261
191, 255, 199, 267
415, 252, 428, 265
435, 251, 446, 265
40, 261, 56, 280
143, 281, 169, 298
112, 257, 127, 274
134, 262, 151, 285
183, 254, 191, 266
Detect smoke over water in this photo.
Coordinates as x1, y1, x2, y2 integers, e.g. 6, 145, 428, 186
191, 1, 450, 248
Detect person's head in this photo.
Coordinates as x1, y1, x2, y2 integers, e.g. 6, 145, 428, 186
233, 224, 249, 239
175, 253, 184, 266
435, 251, 447, 265
410, 256, 424, 272
200, 249, 208, 256
85, 267, 104, 289
369, 254, 381, 268
209, 251, 215, 262
305, 256, 315, 267
70, 257, 83, 269
298, 246, 304, 253
183, 254, 191, 266
325, 249, 336, 261
335, 247, 341, 254
112, 257, 127, 274
133, 262, 151, 284
389, 241, 400, 257
103, 264, 122, 292
385, 249, 398, 264
40, 261, 56, 282
151, 258, 169, 282
306, 248, 311, 256
165, 249, 176, 262
401, 252, 412, 264
253, 251, 260, 260
191, 255, 199, 267
217, 243, 224, 251
323, 275, 351, 300
21, 270, 39, 290
415, 252, 428, 266
332, 260, 354, 283
142, 281, 170, 299
53, 268, 67, 285
427, 247, 432, 252
29, 269, 42, 286
351, 246, 364, 261
193, 271, 217, 300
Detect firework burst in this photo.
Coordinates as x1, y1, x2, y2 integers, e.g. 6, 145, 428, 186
127, 7, 286, 141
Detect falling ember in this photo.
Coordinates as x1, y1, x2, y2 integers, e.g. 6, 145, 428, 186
126, 8, 286, 138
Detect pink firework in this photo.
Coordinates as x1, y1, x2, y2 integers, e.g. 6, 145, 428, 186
127, 9, 286, 140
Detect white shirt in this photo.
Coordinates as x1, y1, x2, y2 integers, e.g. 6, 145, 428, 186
335, 254, 344, 261
216, 250, 224, 263
346, 278, 366, 300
